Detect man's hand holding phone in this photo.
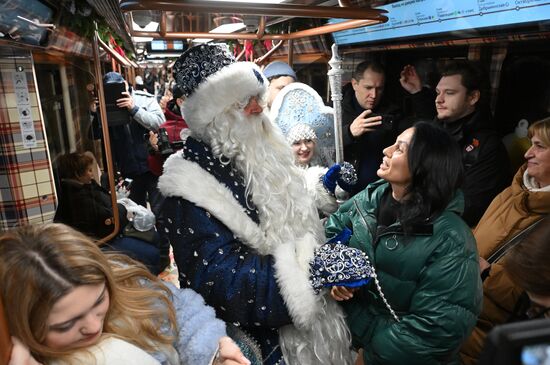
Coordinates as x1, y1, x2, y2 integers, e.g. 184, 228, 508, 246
116, 91, 135, 111
350, 110, 383, 138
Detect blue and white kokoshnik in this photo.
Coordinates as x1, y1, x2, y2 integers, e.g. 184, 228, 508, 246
310, 242, 373, 294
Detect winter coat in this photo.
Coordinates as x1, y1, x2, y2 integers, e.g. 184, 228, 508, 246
158, 136, 352, 365
437, 110, 511, 226
460, 164, 550, 365
325, 180, 482, 365
148, 101, 188, 176
54, 179, 127, 239
155, 283, 226, 365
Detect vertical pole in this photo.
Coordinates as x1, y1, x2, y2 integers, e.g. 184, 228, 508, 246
287, 39, 294, 66
92, 22, 120, 245
328, 43, 344, 163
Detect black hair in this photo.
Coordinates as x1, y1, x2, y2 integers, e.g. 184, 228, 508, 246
352, 59, 385, 81
398, 121, 464, 231
441, 59, 491, 108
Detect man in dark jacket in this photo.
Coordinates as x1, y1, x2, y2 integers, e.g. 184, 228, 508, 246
101, 72, 165, 207
147, 84, 188, 178
433, 61, 511, 226
342, 60, 435, 192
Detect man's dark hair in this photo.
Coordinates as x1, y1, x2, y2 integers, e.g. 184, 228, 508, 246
352, 59, 385, 81
440, 60, 485, 94
398, 121, 464, 232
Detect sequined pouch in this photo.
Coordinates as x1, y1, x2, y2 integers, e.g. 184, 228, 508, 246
309, 243, 373, 294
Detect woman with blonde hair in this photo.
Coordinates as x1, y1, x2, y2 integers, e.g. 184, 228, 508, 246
1, 223, 250, 365
461, 116, 550, 364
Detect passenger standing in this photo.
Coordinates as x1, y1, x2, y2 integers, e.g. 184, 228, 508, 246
460, 117, 550, 364
147, 84, 188, 179
433, 60, 510, 226
328, 122, 482, 365
342, 60, 435, 193
100, 72, 165, 208
262, 61, 296, 110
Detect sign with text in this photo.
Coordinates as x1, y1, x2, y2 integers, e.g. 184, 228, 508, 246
331, 0, 550, 45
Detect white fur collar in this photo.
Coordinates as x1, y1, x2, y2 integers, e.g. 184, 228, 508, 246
158, 151, 268, 254
158, 152, 326, 326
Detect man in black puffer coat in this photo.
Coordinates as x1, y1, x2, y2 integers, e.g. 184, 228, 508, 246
342, 60, 435, 193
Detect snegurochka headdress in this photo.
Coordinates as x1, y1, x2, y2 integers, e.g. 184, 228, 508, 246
286, 123, 318, 145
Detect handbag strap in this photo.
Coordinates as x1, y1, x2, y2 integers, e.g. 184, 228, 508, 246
487, 217, 546, 264
354, 200, 400, 322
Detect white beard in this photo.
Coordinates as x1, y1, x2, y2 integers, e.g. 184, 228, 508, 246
205, 109, 323, 250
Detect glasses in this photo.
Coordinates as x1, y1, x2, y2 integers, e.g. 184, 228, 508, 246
526, 303, 550, 319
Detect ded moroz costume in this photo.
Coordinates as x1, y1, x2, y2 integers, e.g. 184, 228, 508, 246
158, 45, 356, 365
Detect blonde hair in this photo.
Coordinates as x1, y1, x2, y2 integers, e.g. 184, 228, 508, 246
528, 116, 550, 146
0, 224, 176, 363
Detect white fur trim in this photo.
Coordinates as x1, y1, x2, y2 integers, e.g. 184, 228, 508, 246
183, 62, 267, 141
272, 233, 322, 327
303, 166, 338, 216
158, 152, 268, 254
158, 152, 351, 359
159, 153, 322, 325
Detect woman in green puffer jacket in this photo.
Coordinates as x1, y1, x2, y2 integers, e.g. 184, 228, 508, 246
327, 122, 482, 365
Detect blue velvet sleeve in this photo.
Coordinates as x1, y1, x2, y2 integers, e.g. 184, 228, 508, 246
162, 197, 293, 329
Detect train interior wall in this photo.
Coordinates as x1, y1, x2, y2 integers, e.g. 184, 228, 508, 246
0, 38, 549, 228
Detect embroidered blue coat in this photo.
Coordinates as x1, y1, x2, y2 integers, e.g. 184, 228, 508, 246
159, 137, 292, 365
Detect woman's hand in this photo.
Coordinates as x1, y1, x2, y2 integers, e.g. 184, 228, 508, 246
8, 337, 43, 365
331, 286, 358, 301
212, 336, 250, 365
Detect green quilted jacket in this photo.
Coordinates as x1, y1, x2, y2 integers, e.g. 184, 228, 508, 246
325, 180, 482, 365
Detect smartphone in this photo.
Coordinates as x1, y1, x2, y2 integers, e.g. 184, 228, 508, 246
103, 82, 130, 126
371, 114, 394, 130
103, 82, 126, 106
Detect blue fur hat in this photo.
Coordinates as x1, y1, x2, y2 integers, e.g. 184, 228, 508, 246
263, 61, 296, 81
175, 44, 268, 141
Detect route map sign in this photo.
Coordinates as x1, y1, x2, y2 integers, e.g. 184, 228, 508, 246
331, 0, 550, 45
